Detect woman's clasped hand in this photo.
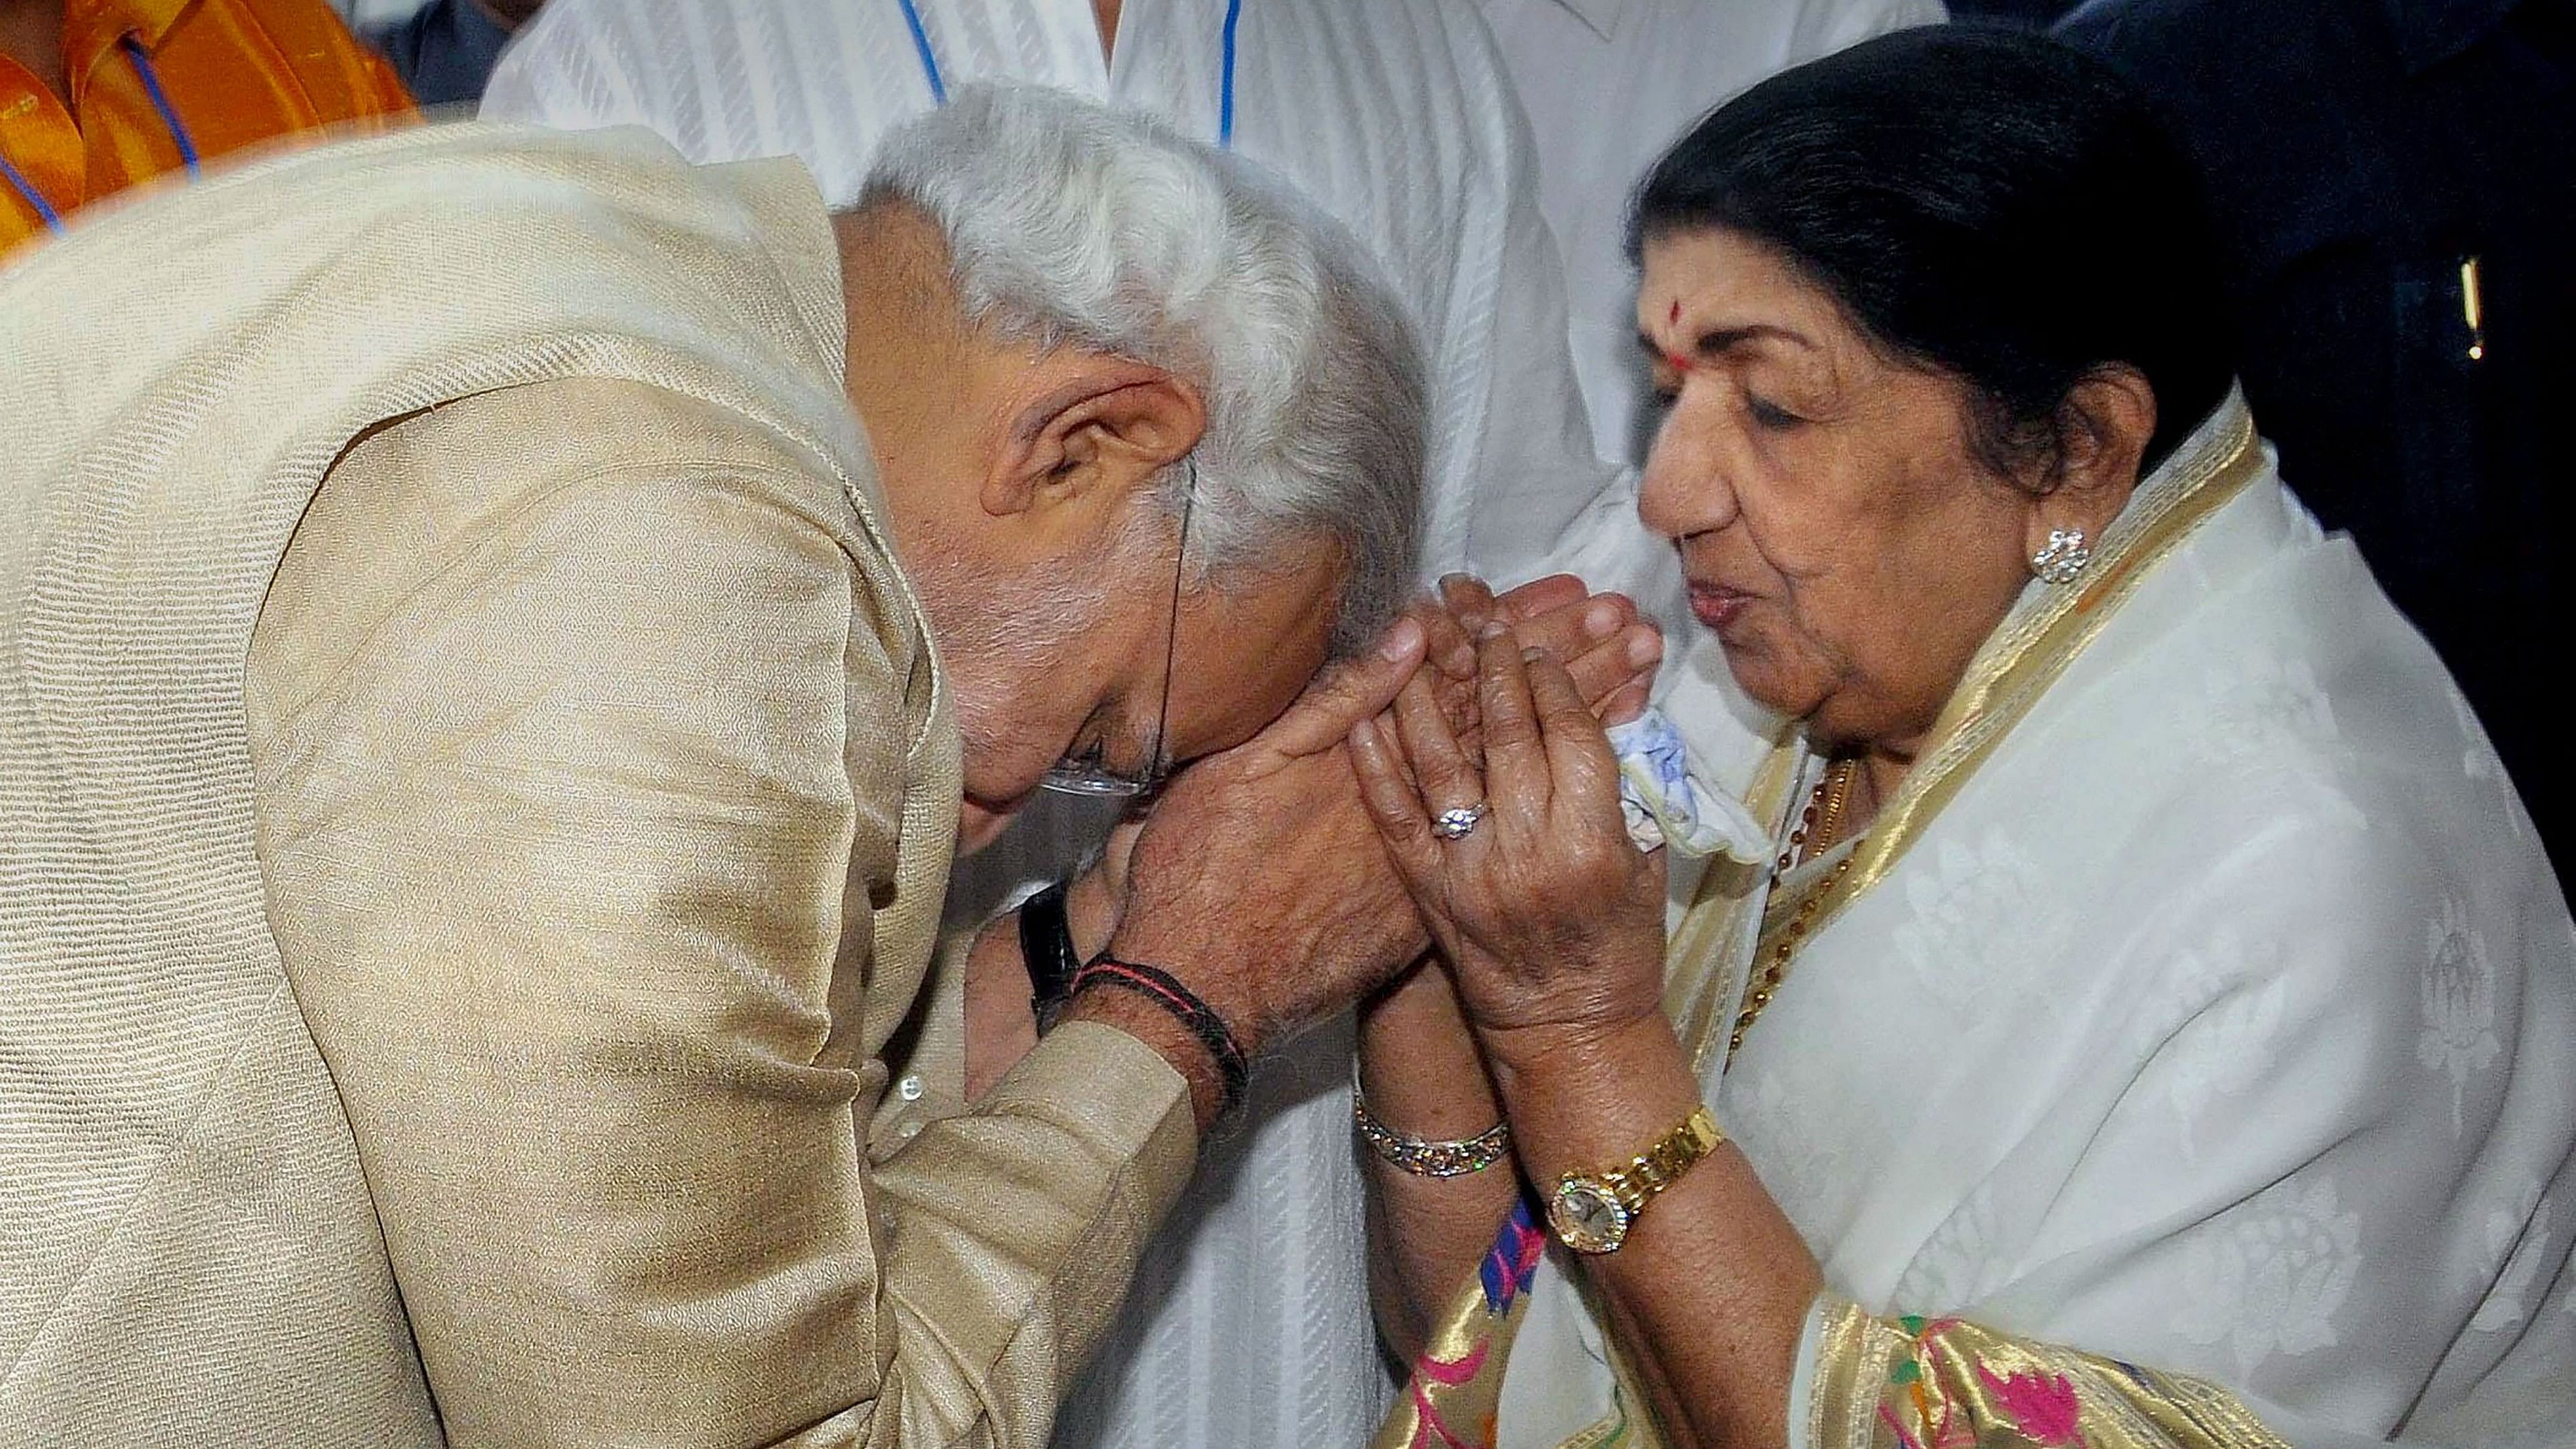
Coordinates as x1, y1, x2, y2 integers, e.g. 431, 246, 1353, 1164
1348, 618, 1669, 1054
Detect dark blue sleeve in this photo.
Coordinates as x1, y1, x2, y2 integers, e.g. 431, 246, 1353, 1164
361, 0, 517, 110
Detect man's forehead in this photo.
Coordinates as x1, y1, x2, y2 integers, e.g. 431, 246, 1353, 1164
1201, 562, 1339, 674
1164, 559, 1341, 752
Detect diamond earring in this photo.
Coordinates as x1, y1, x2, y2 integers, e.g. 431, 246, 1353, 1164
2030, 528, 2092, 585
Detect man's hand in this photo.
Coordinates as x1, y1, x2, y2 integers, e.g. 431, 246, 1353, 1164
1105, 576, 1657, 1044
1101, 622, 1430, 1045
1062, 619, 1429, 1126
1053, 575, 1660, 1126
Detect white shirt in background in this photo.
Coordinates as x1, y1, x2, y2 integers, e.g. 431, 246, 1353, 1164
484, 0, 1615, 588
1472, 0, 1946, 467
483, 5, 1618, 1448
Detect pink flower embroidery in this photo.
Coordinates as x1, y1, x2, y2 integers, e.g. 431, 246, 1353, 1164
1403, 1342, 1494, 1449
1975, 1363, 2087, 1447
1418, 1341, 1490, 1388
1404, 1380, 1482, 1449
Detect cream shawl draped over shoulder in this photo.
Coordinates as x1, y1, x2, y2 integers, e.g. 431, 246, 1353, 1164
0, 125, 1194, 1448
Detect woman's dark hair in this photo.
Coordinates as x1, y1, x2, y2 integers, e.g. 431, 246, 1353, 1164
1629, 27, 2236, 484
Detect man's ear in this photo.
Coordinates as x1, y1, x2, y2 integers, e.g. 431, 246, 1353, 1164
981, 362, 1208, 519
2029, 363, 2157, 551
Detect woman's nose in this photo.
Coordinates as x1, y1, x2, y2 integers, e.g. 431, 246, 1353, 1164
1636, 406, 1737, 543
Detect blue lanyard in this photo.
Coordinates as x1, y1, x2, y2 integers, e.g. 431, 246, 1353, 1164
2, 36, 199, 238
894, 0, 1243, 148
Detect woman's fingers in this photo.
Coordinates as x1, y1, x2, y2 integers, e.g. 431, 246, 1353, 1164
1524, 647, 1624, 804
1350, 717, 1450, 896
1392, 668, 1485, 821
1437, 572, 1504, 634
1371, 704, 1427, 797
1476, 623, 1548, 792
1429, 662, 1481, 747
1410, 592, 1478, 681
1594, 677, 1654, 728
1561, 621, 1663, 721
1491, 574, 1587, 624
1507, 593, 1626, 663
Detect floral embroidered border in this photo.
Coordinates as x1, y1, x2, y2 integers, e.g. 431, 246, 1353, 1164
1810, 1297, 2294, 1449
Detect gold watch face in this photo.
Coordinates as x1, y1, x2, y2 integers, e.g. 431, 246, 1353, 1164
1547, 1177, 1633, 1255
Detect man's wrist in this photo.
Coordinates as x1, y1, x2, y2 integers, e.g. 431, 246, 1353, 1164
1058, 986, 1230, 1133
1103, 918, 1277, 1059
1071, 955, 1250, 1116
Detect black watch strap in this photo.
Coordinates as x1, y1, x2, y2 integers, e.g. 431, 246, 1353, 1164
1018, 880, 1083, 1027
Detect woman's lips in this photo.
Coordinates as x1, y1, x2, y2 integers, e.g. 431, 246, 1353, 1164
1689, 583, 1755, 631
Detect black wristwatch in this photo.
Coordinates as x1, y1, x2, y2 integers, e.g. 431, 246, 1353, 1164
1017, 880, 1084, 1030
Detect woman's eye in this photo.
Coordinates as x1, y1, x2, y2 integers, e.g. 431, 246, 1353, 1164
1745, 395, 1803, 429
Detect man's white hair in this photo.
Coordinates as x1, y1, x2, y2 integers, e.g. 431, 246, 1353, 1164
860, 84, 1428, 653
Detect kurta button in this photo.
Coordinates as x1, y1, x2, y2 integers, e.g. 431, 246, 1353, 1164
897, 1075, 925, 1102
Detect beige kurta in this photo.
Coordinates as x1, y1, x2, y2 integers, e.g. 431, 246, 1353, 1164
0, 123, 1194, 1446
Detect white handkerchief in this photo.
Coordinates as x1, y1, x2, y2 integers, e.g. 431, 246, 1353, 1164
1604, 710, 1767, 862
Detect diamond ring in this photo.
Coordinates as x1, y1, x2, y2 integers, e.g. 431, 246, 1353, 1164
1431, 802, 1490, 841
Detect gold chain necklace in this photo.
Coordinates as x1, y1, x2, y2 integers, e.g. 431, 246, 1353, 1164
1727, 758, 1862, 1063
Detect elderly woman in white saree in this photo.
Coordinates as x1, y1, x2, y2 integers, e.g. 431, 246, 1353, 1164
1343, 29, 2576, 1449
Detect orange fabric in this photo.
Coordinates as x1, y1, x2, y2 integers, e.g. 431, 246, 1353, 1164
1, 0, 412, 253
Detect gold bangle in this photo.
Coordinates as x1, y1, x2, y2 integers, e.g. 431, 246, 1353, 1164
1352, 1080, 1512, 1178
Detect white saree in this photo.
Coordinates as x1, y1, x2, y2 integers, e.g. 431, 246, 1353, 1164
1384, 393, 2576, 1449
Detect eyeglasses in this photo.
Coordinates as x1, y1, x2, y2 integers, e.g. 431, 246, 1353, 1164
1039, 459, 1199, 799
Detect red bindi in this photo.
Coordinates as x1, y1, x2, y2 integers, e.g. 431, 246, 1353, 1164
1667, 299, 1683, 326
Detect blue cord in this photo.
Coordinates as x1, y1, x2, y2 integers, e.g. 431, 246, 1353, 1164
0, 150, 65, 234
894, 0, 946, 105
895, 0, 1238, 149
121, 37, 199, 176
2, 35, 199, 234
1218, 0, 1241, 149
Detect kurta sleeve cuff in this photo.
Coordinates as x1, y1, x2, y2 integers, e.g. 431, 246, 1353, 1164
983, 1019, 1199, 1205
859, 1020, 1198, 1438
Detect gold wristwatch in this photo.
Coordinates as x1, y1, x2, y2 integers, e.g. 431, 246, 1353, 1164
1544, 1105, 1725, 1255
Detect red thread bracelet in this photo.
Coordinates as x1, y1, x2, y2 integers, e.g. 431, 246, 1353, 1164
1071, 955, 1250, 1118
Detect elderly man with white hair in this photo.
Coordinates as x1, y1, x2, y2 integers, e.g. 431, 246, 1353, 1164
0, 86, 1647, 1447
480, 9, 1678, 1442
